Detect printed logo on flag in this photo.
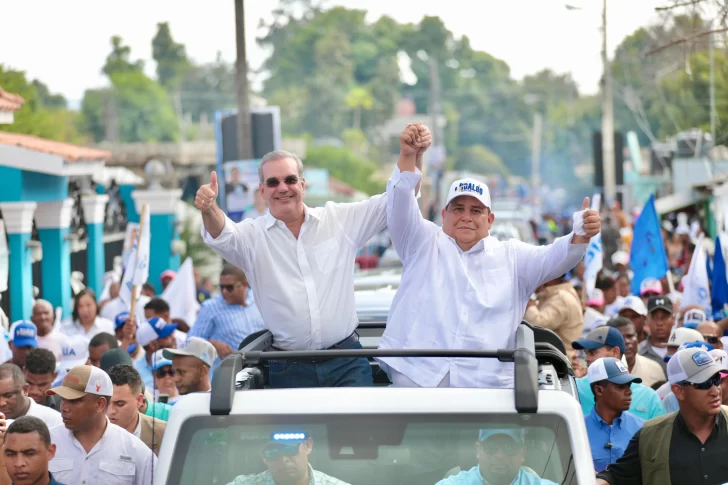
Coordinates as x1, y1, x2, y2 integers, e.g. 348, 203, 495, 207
615, 360, 629, 374
693, 351, 713, 367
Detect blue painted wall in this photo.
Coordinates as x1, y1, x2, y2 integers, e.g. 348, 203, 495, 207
0, 168, 67, 203
120, 185, 139, 223
7, 232, 33, 321
37, 227, 71, 318
149, 214, 180, 293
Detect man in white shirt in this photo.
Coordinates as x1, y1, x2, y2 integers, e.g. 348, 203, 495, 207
0, 363, 62, 427
46, 365, 155, 485
196, 126, 426, 387
31, 300, 68, 362
380, 123, 600, 388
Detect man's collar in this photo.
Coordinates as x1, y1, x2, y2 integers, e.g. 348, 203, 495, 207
443, 232, 492, 254
591, 407, 624, 427
264, 205, 319, 230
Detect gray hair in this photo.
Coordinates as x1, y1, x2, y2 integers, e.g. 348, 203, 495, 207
32, 299, 53, 313
258, 150, 304, 184
0, 363, 24, 385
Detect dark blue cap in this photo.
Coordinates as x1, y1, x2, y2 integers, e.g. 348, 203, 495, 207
572, 326, 625, 355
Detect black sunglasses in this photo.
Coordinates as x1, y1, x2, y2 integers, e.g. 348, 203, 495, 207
480, 441, 522, 457
680, 374, 721, 390
702, 335, 721, 345
155, 368, 175, 378
219, 283, 242, 292
265, 175, 300, 188
262, 443, 300, 461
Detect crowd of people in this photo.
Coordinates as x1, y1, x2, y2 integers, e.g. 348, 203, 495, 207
0, 121, 724, 485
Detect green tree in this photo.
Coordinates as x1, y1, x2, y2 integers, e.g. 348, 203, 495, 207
454, 145, 510, 176
31, 80, 67, 109
81, 37, 179, 143
304, 145, 384, 195
179, 52, 237, 123
152, 22, 190, 89
103, 36, 144, 77
0, 66, 83, 143
345, 86, 374, 130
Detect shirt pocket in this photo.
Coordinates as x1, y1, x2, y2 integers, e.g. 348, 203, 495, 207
48, 458, 73, 482
314, 238, 345, 274
98, 459, 136, 485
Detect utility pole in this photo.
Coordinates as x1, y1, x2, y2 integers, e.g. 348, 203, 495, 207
710, 24, 716, 143
601, 0, 616, 201
235, 0, 253, 160
531, 111, 543, 191
428, 55, 443, 211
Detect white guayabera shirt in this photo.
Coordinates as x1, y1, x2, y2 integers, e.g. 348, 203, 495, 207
380, 169, 588, 388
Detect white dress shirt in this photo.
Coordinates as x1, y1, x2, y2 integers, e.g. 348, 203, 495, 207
379, 169, 587, 388
26, 398, 63, 428
60, 316, 116, 339
49, 418, 155, 485
202, 182, 393, 350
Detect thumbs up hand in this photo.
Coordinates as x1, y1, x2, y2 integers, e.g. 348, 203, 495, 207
195, 171, 219, 213
572, 196, 602, 244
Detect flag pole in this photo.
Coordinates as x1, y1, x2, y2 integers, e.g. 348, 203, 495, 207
129, 204, 148, 318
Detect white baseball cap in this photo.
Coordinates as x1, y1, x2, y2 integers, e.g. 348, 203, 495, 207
667, 327, 705, 348
611, 251, 630, 267
618, 296, 648, 317
667, 347, 723, 384
163, 337, 218, 367
445, 178, 491, 209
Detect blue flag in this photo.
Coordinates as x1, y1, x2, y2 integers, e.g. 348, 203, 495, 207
630, 195, 669, 295
712, 237, 728, 318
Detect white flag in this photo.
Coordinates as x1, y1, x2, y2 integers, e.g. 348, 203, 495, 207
161, 258, 200, 328
583, 194, 602, 299
682, 235, 712, 314
119, 205, 151, 306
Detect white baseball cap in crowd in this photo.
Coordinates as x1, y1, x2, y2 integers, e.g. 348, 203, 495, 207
682, 308, 707, 329
444, 178, 491, 209
163, 337, 218, 367
59, 334, 91, 370
709, 349, 728, 373
47, 364, 113, 399
667, 327, 705, 348
667, 347, 723, 384
618, 296, 648, 317
640, 278, 663, 296
611, 251, 630, 267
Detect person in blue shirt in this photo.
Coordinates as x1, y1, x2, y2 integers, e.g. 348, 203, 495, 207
584, 357, 644, 472
437, 427, 558, 485
573, 324, 665, 421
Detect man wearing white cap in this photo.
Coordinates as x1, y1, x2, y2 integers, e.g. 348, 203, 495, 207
596, 347, 728, 485
46, 365, 155, 485
163, 337, 217, 395
380, 127, 601, 388
616, 296, 648, 342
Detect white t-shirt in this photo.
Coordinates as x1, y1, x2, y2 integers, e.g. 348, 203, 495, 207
26, 398, 63, 428
59, 317, 115, 340
651, 346, 668, 358
36, 330, 69, 361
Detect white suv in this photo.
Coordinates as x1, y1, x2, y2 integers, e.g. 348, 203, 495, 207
154, 324, 596, 485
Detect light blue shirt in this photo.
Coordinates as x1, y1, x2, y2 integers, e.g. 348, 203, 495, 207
436, 466, 559, 484
585, 408, 644, 472
663, 392, 679, 413
576, 376, 666, 421
134, 355, 154, 392
187, 294, 266, 358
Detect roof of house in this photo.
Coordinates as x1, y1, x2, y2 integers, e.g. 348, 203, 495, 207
0, 131, 112, 162
0, 88, 24, 112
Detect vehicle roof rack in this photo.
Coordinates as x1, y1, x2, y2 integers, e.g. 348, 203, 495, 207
210, 322, 540, 416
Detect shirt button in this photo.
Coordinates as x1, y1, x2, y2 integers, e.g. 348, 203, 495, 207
702, 448, 705, 451
705, 475, 708, 479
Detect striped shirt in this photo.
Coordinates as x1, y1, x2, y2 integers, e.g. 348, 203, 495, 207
187, 294, 266, 353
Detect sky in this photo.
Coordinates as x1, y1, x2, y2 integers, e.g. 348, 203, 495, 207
0, 0, 669, 105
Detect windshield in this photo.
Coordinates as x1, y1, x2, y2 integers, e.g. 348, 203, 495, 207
167, 413, 575, 485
